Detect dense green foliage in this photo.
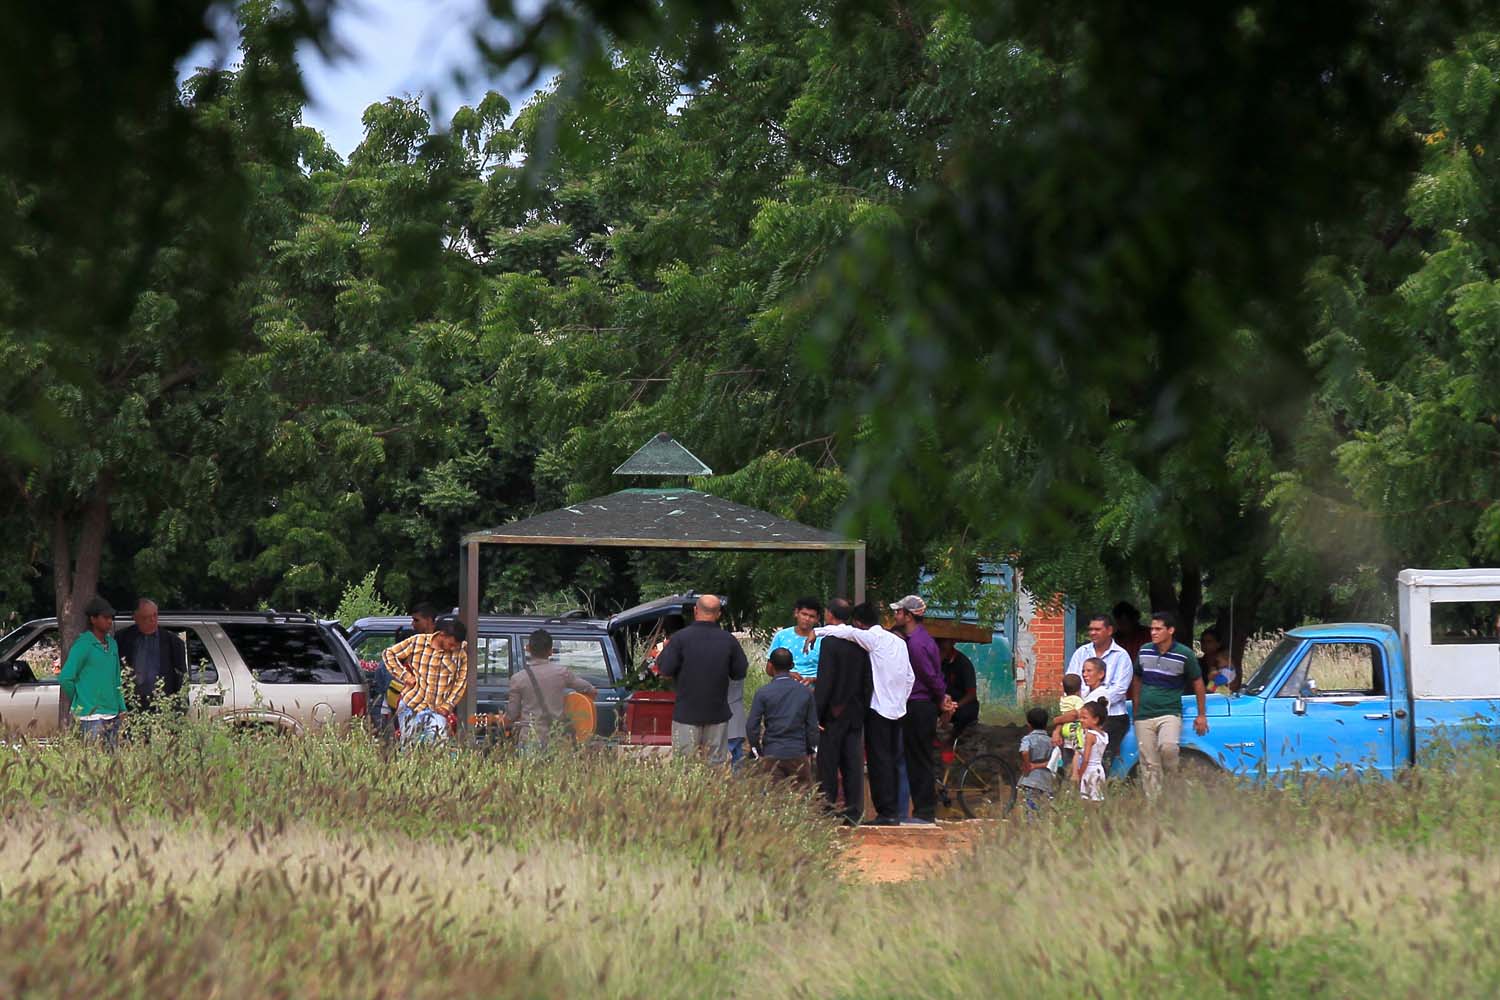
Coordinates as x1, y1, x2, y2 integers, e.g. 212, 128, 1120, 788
2, 1, 1498, 645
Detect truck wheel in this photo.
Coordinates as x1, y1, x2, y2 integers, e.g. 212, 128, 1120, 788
1178, 750, 1222, 785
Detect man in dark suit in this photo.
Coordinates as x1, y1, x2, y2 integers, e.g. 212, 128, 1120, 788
115, 598, 187, 712
814, 597, 874, 824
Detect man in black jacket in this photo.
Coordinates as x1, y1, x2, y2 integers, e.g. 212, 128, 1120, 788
814, 597, 874, 824
115, 599, 187, 712
656, 594, 748, 765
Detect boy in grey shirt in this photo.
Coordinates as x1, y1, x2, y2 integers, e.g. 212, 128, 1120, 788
1017, 706, 1055, 810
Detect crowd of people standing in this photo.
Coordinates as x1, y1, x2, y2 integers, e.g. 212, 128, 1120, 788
53, 586, 1227, 819
662, 594, 1230, 821
1016, 607, 1213, 806
659, 592, 966, 825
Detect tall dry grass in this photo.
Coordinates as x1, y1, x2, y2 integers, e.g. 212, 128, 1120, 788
5, 726, 1500, 997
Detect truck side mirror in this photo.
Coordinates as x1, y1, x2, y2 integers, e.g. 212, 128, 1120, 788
1293, 695, 1307, 716
0, 658, 36, 686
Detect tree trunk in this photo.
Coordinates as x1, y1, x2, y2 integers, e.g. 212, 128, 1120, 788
52, 512, 72, 655
1148, 559, 1202, 649
52, 477, 114, 659
1176, 554, 1202, 647
1146, 571, 1176, 622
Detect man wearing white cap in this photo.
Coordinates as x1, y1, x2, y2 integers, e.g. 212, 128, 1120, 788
889, 595, 948, 824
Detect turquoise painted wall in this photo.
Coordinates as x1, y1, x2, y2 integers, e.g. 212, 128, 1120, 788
921, 562, 1020, 703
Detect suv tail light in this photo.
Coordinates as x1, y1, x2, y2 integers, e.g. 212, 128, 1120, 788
352, 690, 368, 717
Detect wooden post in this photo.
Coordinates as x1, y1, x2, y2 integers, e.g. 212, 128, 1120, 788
460, 539, 480, 723
853, 545, 866, 604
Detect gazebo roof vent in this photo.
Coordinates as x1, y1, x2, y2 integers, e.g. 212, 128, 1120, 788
612, 433, 713, 477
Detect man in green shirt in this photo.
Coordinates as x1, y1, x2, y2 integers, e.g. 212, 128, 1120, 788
58, 597, 127, 748
1131, 610, 1208, 798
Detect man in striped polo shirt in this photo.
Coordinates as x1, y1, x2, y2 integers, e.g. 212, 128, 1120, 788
1131, 611, 1208, 798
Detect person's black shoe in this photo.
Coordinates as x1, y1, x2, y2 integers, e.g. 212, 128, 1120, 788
868, 816, 900, 826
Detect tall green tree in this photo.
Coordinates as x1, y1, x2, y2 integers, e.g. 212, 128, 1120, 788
1272, 29, 1500, 617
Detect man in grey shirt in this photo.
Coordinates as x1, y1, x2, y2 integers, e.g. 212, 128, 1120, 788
747, 648, 819, 784
726, 674, 747, 766
507, 629, 597, 750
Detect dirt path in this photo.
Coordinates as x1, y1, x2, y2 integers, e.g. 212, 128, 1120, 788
839, 820, 994, 883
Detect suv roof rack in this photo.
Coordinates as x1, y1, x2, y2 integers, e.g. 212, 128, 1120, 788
156, 609, 320, 623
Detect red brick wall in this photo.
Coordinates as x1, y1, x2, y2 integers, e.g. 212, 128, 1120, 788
1029, 604, 1068, 700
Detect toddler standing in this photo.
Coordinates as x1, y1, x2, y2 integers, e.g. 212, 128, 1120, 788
1017, 706, 1055, 810
1074, 697, 1111, 803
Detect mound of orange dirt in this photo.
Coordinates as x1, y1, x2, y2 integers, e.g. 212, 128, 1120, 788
839, 820, 994, 883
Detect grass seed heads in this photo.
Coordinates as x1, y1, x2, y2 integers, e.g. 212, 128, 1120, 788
1, 726, 1499, 996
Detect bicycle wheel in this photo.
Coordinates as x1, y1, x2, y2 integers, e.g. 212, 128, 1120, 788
956, 752, 1017, 819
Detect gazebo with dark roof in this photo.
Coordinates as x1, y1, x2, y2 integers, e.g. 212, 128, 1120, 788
455, 484, 866, 720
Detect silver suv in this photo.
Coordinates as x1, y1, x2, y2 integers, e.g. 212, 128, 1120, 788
0, 611, 368, 736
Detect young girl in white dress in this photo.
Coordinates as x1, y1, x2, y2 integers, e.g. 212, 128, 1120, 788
1074, 697, 1110, 803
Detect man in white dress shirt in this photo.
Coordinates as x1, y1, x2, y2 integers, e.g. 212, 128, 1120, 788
1064, 613, 1134, 769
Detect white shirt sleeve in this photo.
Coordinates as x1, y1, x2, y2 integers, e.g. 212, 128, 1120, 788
1066, 645, 1087, 677
814, 623, 879, 653
1104, 649, 1134, 705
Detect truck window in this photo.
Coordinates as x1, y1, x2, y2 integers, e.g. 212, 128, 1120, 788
1429, 601, 1500, 645
1278, 643, 1384, 698
353, 633, 399, 666
220, 623, 358, 685
4, 627, 62, 682
1241, 636, 1300, 696
551, 639, 611, 687
475, 636, 511, 681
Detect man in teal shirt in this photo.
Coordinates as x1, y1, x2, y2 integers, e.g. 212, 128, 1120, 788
59, 597, 127, 748
767, 597, 823, 681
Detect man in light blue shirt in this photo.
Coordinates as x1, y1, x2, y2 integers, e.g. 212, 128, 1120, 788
767, 597, 824, 681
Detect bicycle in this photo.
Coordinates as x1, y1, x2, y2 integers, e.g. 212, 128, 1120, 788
936, 738, 1018, 819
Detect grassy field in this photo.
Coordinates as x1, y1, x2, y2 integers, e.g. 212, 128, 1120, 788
4, 725, 1500, 997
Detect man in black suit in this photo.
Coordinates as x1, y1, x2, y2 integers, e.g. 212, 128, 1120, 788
814, 597, 874, 824
115, 598, 187, 712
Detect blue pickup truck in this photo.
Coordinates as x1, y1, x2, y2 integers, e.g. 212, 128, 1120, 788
1115, 569, 1500, 778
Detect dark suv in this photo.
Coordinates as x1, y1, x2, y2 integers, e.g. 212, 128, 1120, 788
348, 593, 700, 736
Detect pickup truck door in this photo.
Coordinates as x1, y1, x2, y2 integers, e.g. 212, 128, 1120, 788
0, 625, 63, 738
1263, 639, 1397, 777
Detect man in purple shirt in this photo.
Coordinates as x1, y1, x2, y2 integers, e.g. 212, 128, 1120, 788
891, 595, 948, 824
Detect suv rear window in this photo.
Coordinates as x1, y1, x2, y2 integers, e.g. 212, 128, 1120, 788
221, 623, 356, 685
553, 638, 612, 687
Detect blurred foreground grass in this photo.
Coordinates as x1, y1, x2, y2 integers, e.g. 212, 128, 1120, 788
5, 726, 1500, 997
